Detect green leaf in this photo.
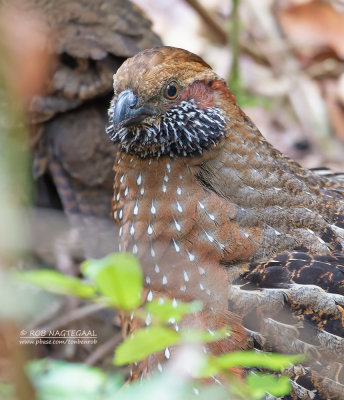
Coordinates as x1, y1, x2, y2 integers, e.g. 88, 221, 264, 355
113, 374, 230, 400
0, 382, 17, 400
82, 253, 143, 310
27, 359, 122, 400
246, 373, 291, 398
18, 270, 96, 298
181, 328, 230, 344
114, 326, 179, 366
200, 351, 304, 377
114, 324, 230, 367
145, 299, 203, 323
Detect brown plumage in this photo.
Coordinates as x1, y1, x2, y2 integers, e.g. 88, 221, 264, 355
27, 0, 162, 258
107, 47, 344, 399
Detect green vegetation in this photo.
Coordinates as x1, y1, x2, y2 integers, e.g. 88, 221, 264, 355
14, 253, 304, 399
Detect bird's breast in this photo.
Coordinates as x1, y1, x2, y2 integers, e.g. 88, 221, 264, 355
112, 152, 261, 307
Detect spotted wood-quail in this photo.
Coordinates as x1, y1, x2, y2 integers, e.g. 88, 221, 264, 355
107, 46, 344, 399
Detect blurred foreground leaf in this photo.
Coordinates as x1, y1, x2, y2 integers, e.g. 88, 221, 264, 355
115, 326, 230, 366
201, 350, 304, 377
1, 357, 292, 400
114, 326, 179, 365
82, 253, 143, 309
16, 252, 296, 400
112, 373, 229, 400
19, 270, 96, 299
145, 298, 202, 323
23, 358, 230, 400
246, 373, 291, 399
27, 359, 121, 400
0, 382, 17, 400
181, 328, 230, 344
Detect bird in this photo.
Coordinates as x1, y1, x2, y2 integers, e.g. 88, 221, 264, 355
107, 46, 344, 399
26, 0, 162, 259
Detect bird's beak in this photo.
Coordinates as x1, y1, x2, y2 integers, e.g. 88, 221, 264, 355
113, 90, 156, 128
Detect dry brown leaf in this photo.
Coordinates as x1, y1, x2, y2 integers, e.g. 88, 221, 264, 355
278, 1, 344, 59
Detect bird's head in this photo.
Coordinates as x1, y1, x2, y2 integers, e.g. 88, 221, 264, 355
107, 46, 235, 158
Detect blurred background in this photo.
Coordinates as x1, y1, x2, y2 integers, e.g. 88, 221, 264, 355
0, 0, 344, 395
133, 0, 344, 170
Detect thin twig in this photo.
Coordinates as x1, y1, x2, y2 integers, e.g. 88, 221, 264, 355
184, 0, 227, 44
26, 298, 65, 331
85, 333, 122, 366
40, 303, 107, 332
229, 0, 240, 91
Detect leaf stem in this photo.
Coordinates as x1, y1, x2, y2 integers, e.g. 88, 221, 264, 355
229, 0, 241, 94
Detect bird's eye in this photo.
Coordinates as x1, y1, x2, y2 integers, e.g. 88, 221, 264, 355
164, 82, 179, 100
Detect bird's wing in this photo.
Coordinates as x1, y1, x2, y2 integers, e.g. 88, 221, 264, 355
230, 251, 344, 399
